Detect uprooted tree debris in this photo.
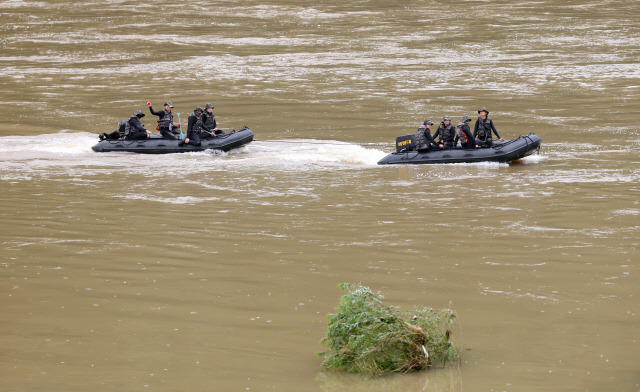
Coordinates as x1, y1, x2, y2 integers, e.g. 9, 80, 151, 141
318, 283, 458, 375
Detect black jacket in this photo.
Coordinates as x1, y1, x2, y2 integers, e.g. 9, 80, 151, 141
187, 113, 211, 133
149, 106, 174, 129
128, 117, 146, 133
473, 117, 500, 139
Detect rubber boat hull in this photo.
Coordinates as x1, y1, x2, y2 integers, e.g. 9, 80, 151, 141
91, 127, 254, 154
377, 133, 541, 165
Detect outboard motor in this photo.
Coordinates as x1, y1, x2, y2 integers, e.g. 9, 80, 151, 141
395, 134, 416, 152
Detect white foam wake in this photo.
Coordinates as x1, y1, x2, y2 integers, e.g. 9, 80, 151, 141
230, 140, 388, 166
0, 133, 390, 172
0, 132, 97, 160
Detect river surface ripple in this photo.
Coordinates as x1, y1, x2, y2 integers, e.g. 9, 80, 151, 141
1, 1, 639, 391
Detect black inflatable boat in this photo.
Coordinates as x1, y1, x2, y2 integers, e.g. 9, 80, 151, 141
91, 127, 254, 154
377, 133, 541, 165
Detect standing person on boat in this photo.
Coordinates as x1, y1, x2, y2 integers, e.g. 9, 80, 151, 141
474, 107, 504, 147
180, 107, 212, 146
415, 119, 439, 151
433, 116, 456, 149
124, 110, 153, 140
202, 103, 220, 135
148, 100, 180, 139
454, 115, 479, 149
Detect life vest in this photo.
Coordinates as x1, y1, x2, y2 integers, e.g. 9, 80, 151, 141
414, 126, 428, 149
438, 124, 454, 142
189, 112, 203, 133
157, 109, 173, 129
476, 117, 492, 139
415, 125, 426, 139
202, 111, 216, 128
456, 123, 469, 144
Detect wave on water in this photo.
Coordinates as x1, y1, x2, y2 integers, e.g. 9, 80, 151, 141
232, 140, 388, 166
518, 154, 547, 164
0, 132, 97, 159
0, 133, 389, 172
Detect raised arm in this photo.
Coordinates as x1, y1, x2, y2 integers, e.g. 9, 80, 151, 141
149, 106, 164, 116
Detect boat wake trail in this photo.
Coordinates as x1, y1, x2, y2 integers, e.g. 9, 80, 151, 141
0, 132, 97, 161
0, 133, 389, 174
232, 140, 388, 167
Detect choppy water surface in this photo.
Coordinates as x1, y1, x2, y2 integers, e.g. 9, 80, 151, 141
1, 1, 639, 391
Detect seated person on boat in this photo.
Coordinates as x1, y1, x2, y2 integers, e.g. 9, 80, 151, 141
202, 103, 223, 135
99, 110, 152, 140
454, 116, 480, 149
148, 100, 180, 139
415, 119, 439, 151
180, 107, 212, 146
433, 116, 455, 149
124, 110, 153, 140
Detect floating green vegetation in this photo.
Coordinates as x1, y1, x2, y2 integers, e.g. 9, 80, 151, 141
318, 283, 458, 375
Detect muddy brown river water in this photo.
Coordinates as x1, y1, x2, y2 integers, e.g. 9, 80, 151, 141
1, 0, 639, 391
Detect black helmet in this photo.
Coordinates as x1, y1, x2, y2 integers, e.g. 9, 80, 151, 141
165, 101, 174, 108
461, 115, 471, 122
478, 107, 489, 114
134, 110, 145, 118
423, 119, 434, 125
194, 106, 203, 113
442, 116, 451, 122
204, 103, 214, 109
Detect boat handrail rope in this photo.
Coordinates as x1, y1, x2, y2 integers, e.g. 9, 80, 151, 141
492, 135, 521, 150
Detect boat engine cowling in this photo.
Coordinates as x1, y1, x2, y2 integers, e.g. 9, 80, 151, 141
395, 134, 416, 152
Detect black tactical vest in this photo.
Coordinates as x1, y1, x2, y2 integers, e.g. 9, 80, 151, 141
157, 109, 173, 129
477, 117, 492, 139
190, 112, 203, 133
203, 111, 216, 128
439, 124, 454, 142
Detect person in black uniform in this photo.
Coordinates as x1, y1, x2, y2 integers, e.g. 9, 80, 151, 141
99, 110, 152, 141
454, 115, 479, 149
148, 100, 179, 139
415, 119, 439, 151
433, 116, 455, 149
474, 107, 504, 147
202, 103, 220, 135
124, 110, 153, 140
180, 107, 212, 146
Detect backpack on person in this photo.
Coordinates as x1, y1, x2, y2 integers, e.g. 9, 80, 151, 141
117, 119, 127, 133
101, 119, 128, 140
